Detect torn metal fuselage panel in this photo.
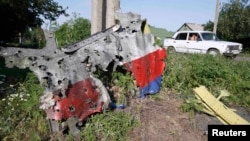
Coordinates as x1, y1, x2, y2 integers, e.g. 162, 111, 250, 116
0, 12, 166, 132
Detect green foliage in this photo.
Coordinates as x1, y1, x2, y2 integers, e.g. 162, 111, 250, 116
22, 73, 45, 111
93, 65, 138, 105
22, 26, 46, 48
0, 72, 47, 140
163, 53, 250, 113
55, 13, 91, 47
112, 71, 135, 93
181, 99, 204, 116
218, 0, 250, 40
111, 69, 138, 104
203, 20, 214, 32
82, 112, 137, 141
154, 37, 163, 47
203, 0, 250, 49
0, 0, 66, 41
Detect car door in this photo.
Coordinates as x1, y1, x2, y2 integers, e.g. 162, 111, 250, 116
175, 33, 188, 53
186, 32, 204, 54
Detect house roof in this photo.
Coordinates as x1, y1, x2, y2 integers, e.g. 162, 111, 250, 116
177, 23, 204, 31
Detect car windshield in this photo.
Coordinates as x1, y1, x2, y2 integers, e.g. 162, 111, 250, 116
201, 32, 220, 41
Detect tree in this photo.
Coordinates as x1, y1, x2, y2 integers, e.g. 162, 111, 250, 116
217, 0, 250, 40
0, 0, 67, 41
203, 20, 214, 31
55, 13, 91, 48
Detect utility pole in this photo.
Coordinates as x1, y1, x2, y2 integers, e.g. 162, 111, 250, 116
91, 0, 120, 35
213, 0, 220, 33
106, 0, 120, 29
91, 0, 103, 34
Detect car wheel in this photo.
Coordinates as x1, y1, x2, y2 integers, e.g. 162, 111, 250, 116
167, 46, 176, 54
207, 49, 219, 56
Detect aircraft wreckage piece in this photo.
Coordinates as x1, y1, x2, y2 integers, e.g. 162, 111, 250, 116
193, 86, 250, 125
0, 12, 166, 134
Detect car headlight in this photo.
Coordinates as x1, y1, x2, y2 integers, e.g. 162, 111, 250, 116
240, 45, 243, 51
225, 46, 230, 52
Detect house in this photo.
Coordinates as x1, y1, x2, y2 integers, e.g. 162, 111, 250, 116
176, 23, 204, 32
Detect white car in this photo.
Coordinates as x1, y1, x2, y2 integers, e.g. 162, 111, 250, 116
163, 31, 243, 57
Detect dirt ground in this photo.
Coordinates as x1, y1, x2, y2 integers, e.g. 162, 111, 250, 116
122, 88, 250, 141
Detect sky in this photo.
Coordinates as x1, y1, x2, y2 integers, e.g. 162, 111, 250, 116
52, 0, 230, 32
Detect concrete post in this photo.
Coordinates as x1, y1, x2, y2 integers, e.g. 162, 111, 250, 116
91, 0, 104, 34
213, 0, 220, 33
106, 0, 120, 29
91, 0, 120, 35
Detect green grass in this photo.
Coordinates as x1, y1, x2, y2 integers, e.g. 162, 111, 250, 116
82, 111, 137, 141
239, 52, 250, 57
163, 53, 250, 113
0, 72, 47, 140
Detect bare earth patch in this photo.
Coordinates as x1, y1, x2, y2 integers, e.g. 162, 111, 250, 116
122, 88, 250, 141
123, 89, 214, 141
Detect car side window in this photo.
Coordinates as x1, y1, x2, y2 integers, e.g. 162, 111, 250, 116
175, 33, 187, 40
189, 33, 199, 41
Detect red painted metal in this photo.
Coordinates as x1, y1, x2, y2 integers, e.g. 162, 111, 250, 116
45, 78, 104, 121
124, 48, 166, 88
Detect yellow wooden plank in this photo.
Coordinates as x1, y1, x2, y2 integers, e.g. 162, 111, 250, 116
195, 94, 228, 124
193, 85, 250, 125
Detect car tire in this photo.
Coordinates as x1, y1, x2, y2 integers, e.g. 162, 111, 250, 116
207, 49, 219, 56
167, 46, 176, 54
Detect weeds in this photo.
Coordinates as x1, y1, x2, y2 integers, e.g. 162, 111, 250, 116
82, 111, 137, 141
163, 53, 250, 113
0, 72, 47, 140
